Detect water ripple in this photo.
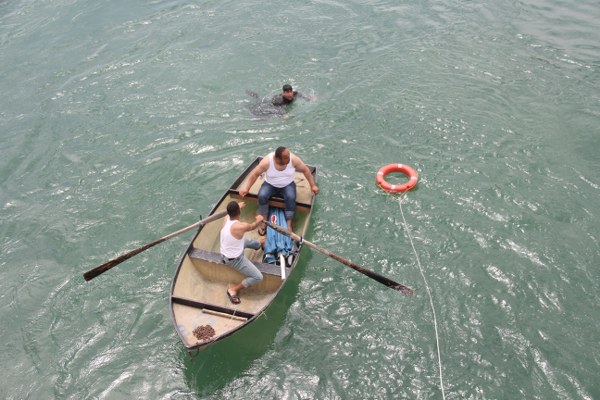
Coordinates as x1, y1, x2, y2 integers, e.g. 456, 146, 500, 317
1, 0, 599, 398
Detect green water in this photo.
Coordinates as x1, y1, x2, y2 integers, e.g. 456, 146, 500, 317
1, 0, 599, 399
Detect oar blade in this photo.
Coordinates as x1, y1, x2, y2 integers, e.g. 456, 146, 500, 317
332, 253, 413, 295
83, 246, 148, 281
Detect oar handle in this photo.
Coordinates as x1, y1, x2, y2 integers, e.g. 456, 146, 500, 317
264, 221, 413, 295
83, 210, 228, 281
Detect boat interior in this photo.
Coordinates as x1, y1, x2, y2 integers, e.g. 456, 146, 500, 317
171, 166, 315, 349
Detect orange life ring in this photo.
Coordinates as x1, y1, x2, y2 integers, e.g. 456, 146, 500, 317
376, 164, 418, 193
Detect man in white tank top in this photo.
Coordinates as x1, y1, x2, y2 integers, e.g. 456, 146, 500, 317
239, 146, 318, 233
220, 201, 264, 304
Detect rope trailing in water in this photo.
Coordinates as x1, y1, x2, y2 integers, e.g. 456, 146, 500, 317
397, 193, 446, 400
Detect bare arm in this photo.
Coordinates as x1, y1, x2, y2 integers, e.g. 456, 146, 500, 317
230, 215, 264, 239
292, 156, 319, 194
296, 92, 316, 102
239, 157, 269, 196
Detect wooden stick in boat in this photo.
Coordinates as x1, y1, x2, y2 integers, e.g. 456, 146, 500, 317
83, 210, 228, 282
264, 221, 413, 295
202, 308, 248, 321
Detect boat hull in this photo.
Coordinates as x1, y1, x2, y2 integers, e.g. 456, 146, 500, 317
169, 157, 316, 351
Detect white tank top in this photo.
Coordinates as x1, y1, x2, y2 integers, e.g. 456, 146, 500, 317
220, 217, 244, 258
265, 152, 295, 188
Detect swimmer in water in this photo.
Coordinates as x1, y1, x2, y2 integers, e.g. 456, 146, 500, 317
246, 84, 315, 118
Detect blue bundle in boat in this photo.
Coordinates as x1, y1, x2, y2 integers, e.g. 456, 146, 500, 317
263, 207, 293, 265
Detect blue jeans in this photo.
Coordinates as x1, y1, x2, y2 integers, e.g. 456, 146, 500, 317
222, 239, 263, 288
257, 181, 296, 221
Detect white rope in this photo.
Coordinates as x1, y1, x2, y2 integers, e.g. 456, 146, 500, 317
397, 194, 446, 400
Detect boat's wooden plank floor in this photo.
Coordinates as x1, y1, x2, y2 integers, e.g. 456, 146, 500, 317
172, 302, 247, 348
170, 159, 316, 350
171, 253, 282, 347
188, 248, 283, 277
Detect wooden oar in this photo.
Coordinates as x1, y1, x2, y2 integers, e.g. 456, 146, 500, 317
83, 211, 228, 281
264, 221, 413, 295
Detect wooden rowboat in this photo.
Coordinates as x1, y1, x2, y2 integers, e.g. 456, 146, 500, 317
169, 157, 317, 351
